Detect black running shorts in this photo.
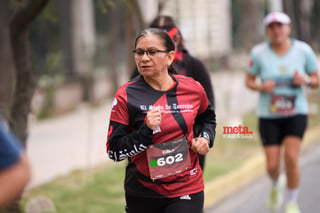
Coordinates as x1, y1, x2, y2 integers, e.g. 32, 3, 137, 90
259, 114, 307, 146
125, 191, 204, 213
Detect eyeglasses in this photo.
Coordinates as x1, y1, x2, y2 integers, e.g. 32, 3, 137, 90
133, 48, 169, 58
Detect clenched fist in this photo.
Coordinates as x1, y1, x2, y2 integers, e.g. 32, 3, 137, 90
146, 108, 164, 130
191, 137, 210, 155
293, 71, 306, 86
261, 79, 275, 93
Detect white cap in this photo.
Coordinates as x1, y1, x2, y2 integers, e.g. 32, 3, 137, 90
264, 12, 291, 26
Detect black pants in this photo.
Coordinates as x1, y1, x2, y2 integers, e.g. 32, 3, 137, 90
259, 114, 307, 146
125, 191, 204, 213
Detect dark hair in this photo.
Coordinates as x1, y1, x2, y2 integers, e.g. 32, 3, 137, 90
134, 28, 177, 74
149, 15, 186, 50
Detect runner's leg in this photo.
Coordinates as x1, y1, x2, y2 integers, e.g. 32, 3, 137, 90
260, 118, 284, 210
283, 136, 301, 189
282, 115, 306, 213
283, 136, 302, 213
264, 145, 281, 182
259, 118, 282, 183
125, 193, 164, 213
283, 114, 307, 191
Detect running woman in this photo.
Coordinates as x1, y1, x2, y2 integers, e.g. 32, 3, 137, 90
246, 12, 319, 213
131, 15, 215, 171
106, 28, 216, 213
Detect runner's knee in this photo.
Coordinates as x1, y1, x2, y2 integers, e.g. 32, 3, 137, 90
284, 151, 299, 170
266, 160, 280, 175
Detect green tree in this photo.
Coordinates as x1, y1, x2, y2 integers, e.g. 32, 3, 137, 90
0, 0, 15, 122
232, 0, 265, 50
283, 0, 312, 43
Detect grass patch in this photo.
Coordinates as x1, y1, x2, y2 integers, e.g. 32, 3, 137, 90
22, 163, 126, 213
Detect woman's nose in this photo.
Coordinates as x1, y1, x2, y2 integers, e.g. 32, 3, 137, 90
141, 52, 151, 61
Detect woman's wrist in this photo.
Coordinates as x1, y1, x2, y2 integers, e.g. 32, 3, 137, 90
305, 76, 311, 87
255, 84, 265, 92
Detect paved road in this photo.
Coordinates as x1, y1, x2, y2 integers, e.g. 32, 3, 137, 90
205, 142, 320, 213
26, 71, 257, 188
27, 103, 113, 188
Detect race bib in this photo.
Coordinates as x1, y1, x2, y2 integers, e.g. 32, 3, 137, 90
270, 94, 296, 115
147, 137, 191, 180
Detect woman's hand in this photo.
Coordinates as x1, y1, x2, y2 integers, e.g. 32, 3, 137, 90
293, 71, 306, 86
191, 137, 210, 155
146, 108, 163, 130
246, 74, 275, 93
261, 79, 276, 93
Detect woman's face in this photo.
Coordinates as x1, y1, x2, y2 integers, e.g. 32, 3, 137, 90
266, 22, 291, 45
134, 34, 175, 77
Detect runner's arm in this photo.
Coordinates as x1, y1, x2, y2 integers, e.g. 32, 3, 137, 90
194, 103, 216, 148
0, 120, 30, 208
106, 121, 153, 162
0, 153, 30, 208
304, 44, 319, 89
106, 86, 154, 162
307, 71, 319, 89
246, 73, 263, 91
193, 81, 216, 148
246, 73, 275, 93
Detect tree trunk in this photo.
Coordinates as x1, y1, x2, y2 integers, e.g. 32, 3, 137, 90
71, 0, 96, 76
9, 30, 35, 148
289, 0, 312, 43
130, 0, 145, 30
9, 0, 50, 146
73, 0, 96, 101
312, 0, 320, 50
283, 0, 298, 37
124, 0, 145, 79
2, 2, 49, 212
108, 1, 120, 95
238, 0, 263, 49
0, 0, 15, 122
58, 0, 96, 83
269, 0, 283, 11
125, 1, 136, 78
58, 0, 74, 77
158, 0, 169, 14
297, 0, 312, 43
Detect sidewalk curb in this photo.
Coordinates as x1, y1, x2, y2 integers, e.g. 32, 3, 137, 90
204, 125, 320, 208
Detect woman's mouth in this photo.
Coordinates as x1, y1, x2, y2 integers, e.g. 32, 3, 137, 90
141, 65, 152, 70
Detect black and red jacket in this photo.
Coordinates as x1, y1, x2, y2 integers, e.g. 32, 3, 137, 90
106, 74, 216, 198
